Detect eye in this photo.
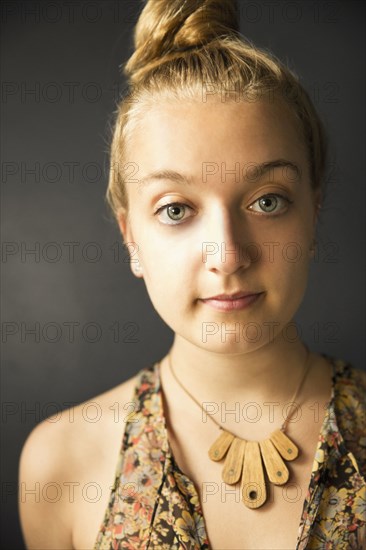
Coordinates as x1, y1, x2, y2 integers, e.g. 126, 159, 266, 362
154, 202, 194, 225
248, 193, 293, 215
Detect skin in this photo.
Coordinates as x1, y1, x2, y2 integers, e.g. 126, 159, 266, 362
18, 96, 332, 550
118, 95, 323, 409
116, 101, 333, 549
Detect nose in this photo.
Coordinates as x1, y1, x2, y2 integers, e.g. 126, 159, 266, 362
201, 206, 252, 275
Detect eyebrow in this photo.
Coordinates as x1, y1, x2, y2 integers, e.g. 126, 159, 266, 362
136, 159, 301, 190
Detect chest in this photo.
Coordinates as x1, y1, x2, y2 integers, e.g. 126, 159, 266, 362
195, 463, 311, 549
72, 394, 328, 549
166, 411, 323, 549
70, 458, 310, 550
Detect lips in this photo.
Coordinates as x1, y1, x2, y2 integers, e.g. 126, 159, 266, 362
203, 291, 261, 300
200, 292, 264, 312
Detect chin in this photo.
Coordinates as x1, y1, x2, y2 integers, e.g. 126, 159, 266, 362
193, 334, 269, 355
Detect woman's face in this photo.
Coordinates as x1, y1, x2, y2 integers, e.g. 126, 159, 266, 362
118, 97, 319, 354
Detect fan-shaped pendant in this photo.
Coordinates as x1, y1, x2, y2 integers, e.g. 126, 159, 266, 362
208, 428, 299, 509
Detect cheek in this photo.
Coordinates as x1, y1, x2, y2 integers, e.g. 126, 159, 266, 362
136, 233, 189, 291
138, 225, 197, 270
258, 219, 311, 277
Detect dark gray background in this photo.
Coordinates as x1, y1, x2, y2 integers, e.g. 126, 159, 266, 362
1, 0, 365, 548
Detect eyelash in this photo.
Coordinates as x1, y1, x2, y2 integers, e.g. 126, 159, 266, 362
154, 193, 293, 225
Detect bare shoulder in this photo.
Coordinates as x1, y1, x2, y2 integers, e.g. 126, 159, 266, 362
19, 373, 138, 550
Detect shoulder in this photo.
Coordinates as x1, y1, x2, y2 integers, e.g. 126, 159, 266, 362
19, 371, 140, 469
18, 370, 142, 549
331, 358, 366, 473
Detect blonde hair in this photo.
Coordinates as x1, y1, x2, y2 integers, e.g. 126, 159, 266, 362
105, 0, 327, 222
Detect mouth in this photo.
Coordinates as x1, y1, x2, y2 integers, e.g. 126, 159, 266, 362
199, 292, 265, 312
203, 291, 262, 300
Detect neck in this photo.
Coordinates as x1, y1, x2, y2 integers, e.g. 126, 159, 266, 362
166, 334, 311, 405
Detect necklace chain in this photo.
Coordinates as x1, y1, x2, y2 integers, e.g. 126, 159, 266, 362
167, 345, 311, 435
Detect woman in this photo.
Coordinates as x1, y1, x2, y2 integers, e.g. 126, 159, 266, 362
19, 1, 365, 549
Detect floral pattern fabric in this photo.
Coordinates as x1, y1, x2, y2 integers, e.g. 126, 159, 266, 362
94, 354, 366, 549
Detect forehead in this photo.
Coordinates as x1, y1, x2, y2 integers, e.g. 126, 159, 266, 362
125, 97, 307, 177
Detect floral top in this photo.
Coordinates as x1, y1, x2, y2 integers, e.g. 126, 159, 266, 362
94, 354, 366, 549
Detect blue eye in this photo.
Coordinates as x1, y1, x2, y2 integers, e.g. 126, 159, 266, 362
154, 202, 193, 225
154, 194, 293, 226
249, 194, 293, 215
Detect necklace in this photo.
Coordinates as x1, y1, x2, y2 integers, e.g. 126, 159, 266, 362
167, 346, 311, 509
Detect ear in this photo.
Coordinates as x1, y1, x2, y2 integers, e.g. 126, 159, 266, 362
117, 208, 133, 243
117, 209, 143, 278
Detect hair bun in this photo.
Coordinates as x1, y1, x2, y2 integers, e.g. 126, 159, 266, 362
124, 0, 239, 83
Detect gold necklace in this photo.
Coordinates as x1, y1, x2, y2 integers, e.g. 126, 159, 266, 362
167, 346, 311, 509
